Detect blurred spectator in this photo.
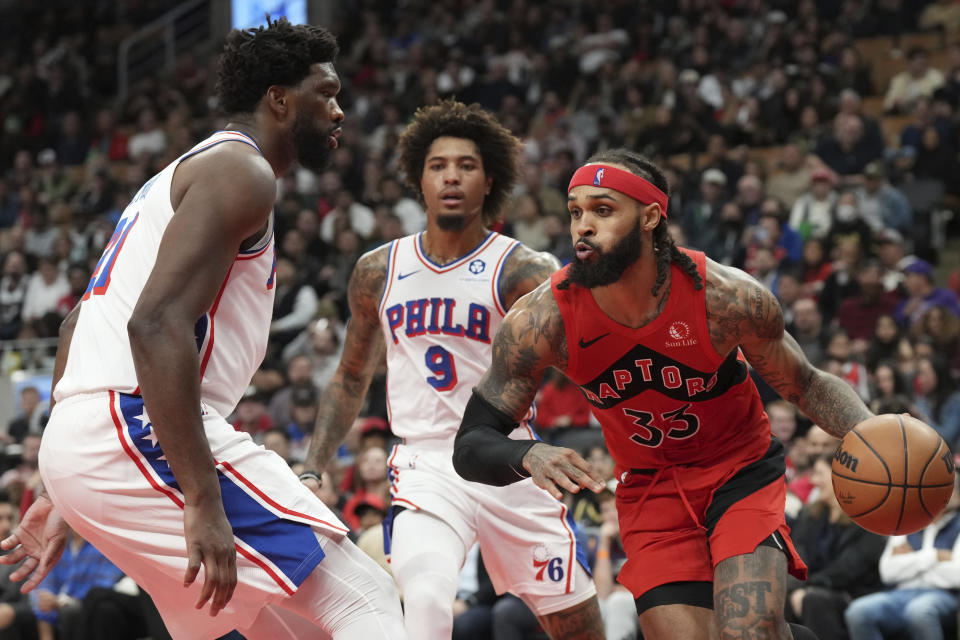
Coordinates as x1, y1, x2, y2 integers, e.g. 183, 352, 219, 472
52, 263, 87, 319
790, 298, 828, 366
845, 472, 960, 640
788, 426, 841, 505
6, 386, 44, 443
681, 168, 727, 251
789, 168, 837, 241
0, 434, 41, 519
912, 354, 960, 447
884, 47, 946, 114
569, 444, 615, 529
919, 0, 960, 34
31, 529, 124, 640
285, 386, 319, 462
282, 317, 344, 391
837, 260, 903, 348
766, 142, 813, 210
855, 162, 912, 234
0, 251, 28, 339
815, 114, 877, 180
126, 108, 166, 161
266, 354, 316, 428
321, 191, 375, 245
786, 453, 887, 640
912, 305, 960, 376
873, 229, 911, 292
269, 256, 319, 355
869, 360, 912, 414
894, 259, 960, 329
20, 257, 67, 326
0, 490, 37, 640
799, 237, 833, 299
508, 192, 550, 251
88, 108, 128, 163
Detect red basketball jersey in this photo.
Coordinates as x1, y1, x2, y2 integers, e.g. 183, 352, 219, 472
551, 249, 772, 478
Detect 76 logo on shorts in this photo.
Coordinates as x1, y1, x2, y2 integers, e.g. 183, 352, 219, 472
532, 544, 564, 582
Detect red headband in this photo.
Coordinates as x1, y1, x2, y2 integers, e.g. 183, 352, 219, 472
568, 164, 669, 218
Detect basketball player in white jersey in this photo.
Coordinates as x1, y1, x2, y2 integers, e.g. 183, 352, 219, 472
0, 19, 405, 640
302, 100, 605, 638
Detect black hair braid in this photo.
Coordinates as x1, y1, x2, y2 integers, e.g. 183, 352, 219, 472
651, 220, 703, 297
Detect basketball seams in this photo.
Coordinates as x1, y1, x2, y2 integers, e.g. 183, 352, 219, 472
916, 437, 945, 519
852, 428, 892, 483
830, 471, 953, 489
895, 415, 907, 533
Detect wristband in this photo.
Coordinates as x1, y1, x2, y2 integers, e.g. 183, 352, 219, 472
298, 471, 322, 486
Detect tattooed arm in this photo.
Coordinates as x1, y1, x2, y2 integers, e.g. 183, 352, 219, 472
453, 281, 603, 498
704, 258, 872, 439
497, 244, 561, 310
303, 246, 388, 480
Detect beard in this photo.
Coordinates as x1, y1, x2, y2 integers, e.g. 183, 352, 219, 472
566, 220, 644, 288
435, 214, 468, 231
292, 111, 335, 172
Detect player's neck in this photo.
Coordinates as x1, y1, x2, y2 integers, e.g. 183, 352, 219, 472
223, 120, 288, 177
421, 217, 489, 266
589, 253, 669, 329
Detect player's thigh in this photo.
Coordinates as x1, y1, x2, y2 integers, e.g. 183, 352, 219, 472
389, 507, 469, 576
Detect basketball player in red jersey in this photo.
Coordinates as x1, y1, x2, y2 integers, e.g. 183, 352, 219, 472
453, 148, 875, 639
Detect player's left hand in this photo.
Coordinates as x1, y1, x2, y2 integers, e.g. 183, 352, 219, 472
522, 443, 604, 500
0, 496, 68, 593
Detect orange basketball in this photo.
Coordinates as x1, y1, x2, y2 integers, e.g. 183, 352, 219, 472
832, 414, 956, 535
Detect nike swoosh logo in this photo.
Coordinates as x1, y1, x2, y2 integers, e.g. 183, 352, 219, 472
397, 270, 420, 280
579, 333, 610, 348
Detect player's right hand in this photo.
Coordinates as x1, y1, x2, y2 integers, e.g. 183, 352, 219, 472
183, 500, 237, 617
0, 495, 68, 593
522, 442, 604, 500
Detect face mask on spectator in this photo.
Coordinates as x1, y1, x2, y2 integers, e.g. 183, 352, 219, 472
836, 204, 857, 223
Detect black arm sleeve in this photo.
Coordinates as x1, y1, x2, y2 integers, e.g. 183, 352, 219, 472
453, 390, 539, 486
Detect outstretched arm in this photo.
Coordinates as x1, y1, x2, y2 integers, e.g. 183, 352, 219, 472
302, 247, 388, 481
705, 259, 872, 439
453, 281, 603, 498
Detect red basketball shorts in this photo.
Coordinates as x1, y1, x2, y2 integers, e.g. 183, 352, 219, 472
615, 439, 808, 598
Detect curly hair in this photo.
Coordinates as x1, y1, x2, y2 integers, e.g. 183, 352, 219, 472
216, 17, 339, 115
581, 148, 703, 296
397, 100, 521, 224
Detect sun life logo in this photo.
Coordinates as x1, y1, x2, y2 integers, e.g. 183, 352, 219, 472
468, 259, 486, 275
666, 320, 697, 347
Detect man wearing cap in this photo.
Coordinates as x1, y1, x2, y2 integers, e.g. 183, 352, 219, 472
894, 259, 960, 328
789, 167, 837, 240
855, 161, 912, 233
454, 148, 875, 639
681, 168, 728, 251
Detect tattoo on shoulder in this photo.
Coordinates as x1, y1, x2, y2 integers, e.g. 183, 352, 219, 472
348, 246, 390, 316
499, 246, 561, 310
705, 264, 784, 353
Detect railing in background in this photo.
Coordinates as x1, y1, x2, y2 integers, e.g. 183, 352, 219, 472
117, 0, 211, 102
1, 337, 58, 377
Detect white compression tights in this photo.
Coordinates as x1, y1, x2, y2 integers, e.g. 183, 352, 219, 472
389, 509, 468, 639
239, 532, 407, 640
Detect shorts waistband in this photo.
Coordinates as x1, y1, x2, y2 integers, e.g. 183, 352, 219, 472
53, 390, 113, 409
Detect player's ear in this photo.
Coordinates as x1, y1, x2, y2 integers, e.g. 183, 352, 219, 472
265, 86, 289, 119
639, 202, 661, 231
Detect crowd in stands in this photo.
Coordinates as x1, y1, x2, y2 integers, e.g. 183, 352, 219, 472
2, 0, 960, 638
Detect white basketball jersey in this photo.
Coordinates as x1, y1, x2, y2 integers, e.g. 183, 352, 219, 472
378, 231, 536, 449
56, 131, 277, 417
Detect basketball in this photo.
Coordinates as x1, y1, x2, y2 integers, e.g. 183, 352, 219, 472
832, 414, 956, 535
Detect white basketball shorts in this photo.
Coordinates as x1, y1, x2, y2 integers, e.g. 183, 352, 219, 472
40, 391, 355, 639
386, 443, 592, 601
